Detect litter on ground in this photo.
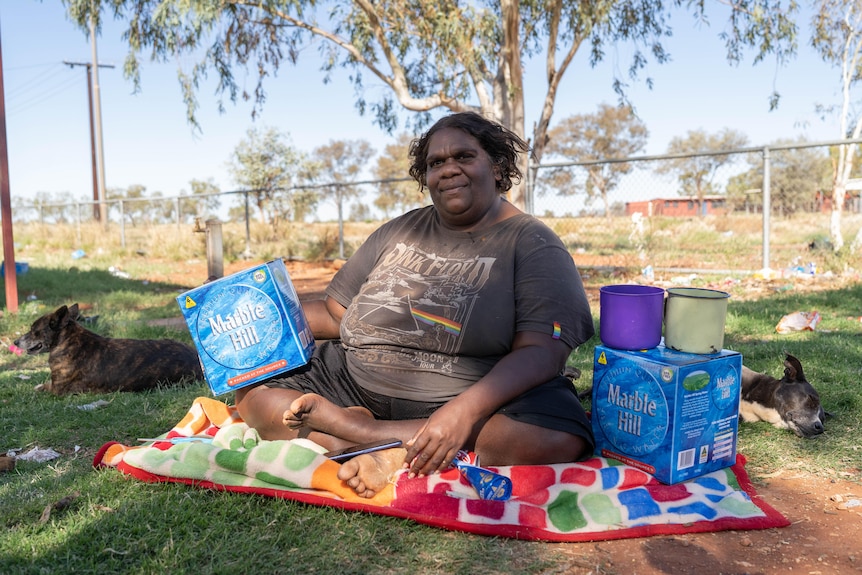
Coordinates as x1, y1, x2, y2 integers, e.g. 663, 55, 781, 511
775, 311, 821, 334
15, 446, 61, 463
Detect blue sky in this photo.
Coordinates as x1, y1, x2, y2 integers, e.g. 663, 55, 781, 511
0, 2, 844, 217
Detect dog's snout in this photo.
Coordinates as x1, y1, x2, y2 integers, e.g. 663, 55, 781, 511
11, 335, 43, 355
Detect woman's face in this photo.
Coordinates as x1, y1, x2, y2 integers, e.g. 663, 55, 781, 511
424, 127, 502, 230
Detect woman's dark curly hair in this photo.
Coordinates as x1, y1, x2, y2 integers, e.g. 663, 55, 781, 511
408, 112, 530, 193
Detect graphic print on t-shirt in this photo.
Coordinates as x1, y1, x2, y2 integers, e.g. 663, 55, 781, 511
342, 242, 495, 359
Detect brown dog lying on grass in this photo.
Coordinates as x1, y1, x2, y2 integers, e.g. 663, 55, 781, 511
14, 303, 203, 395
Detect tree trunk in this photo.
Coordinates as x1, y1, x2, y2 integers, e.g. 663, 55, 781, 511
524, 2, 582, 216
256, 194, 268, 225
851, 225, 862, 254
496, 0, 527, 211
831, 142, 856, 251
337, 197, 345, 260
830, 190, 845, 251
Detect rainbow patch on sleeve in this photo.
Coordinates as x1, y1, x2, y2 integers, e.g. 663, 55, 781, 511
552, 322, 561, 339
411, 307, 462, 336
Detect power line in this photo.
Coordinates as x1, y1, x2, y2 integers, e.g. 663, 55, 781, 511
4, 64, 83, 116
7, 71, 82, 116
6, 63, 66, 97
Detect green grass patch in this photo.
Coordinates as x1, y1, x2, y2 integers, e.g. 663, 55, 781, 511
1, 218, 861, 574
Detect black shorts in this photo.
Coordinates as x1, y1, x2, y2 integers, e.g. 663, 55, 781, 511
264, 340, 595, 457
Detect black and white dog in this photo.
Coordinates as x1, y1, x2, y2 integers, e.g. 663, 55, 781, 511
740, 354, 828, 438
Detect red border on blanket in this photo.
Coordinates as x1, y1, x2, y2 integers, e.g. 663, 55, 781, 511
94, 445, 789, 543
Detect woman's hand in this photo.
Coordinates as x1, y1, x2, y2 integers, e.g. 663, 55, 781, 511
402, 331, 573, 477
403, 400, 477, 477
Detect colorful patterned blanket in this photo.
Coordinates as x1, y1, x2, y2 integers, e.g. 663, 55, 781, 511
94, 397, 789, 542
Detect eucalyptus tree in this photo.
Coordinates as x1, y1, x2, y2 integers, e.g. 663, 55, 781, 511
812, 0, 862, 251
655, 128, 749, 214
180, 178, 222, 222
310, 139, 375, 258
30, 191, 77, 224
107, 184, 154, 226
542, 104, 649, 217
65, 1, 799, 210
373, 133, 428, 218
227, 126, 314, 233
725, 139, 832, 216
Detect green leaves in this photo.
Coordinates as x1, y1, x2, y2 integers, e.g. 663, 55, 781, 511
227, 126, 315, 228
541, 104, 649, 215
65, 0, 802, 213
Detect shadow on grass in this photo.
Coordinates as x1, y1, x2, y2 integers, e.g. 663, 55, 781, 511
2, 265, 190, 307
0, 266, 195, 341
2, 276, 861, 573
4, 484, 560, 574
0, 379, 561, 575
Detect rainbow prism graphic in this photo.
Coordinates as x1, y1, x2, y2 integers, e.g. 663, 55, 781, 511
410, 307, 462, 336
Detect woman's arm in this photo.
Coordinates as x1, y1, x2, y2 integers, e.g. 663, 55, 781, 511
301, 296, 346, 340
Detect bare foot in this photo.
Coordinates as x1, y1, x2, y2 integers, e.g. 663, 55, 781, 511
337, 447, 407, 498
283, 393, 373, 440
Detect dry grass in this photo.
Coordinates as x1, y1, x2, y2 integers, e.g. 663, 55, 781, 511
13, 212, 860, 273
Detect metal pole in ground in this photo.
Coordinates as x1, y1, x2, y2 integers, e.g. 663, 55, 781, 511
761, 146, 771, 271
244, 191, 252, 258
0, 23, 18, 313
205, 219, 224, 281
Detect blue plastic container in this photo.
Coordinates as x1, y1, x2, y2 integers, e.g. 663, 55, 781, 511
0, 261, 29, 277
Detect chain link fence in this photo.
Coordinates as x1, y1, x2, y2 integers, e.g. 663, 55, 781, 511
13, 139, 862, 251
530, 138, 862, 224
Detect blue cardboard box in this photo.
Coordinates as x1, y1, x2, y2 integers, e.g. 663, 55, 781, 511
0, 261, 29, 277
591, 344, 741, 484
176, 259, 315, 396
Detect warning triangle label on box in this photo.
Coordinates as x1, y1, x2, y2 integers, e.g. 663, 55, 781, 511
184, 296, 196, 309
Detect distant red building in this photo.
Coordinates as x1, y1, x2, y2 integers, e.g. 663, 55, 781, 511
815, 188, 861, 213
626, 195, 729, 217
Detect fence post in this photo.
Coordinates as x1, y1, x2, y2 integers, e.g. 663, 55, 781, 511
119, 200, 126, 248
244, 191, 252, 258
525, 158, 534, 215
75, 202, 81, 244
205, 218, 224, 280
761, 146, 771, 271
338, 193, 345, 259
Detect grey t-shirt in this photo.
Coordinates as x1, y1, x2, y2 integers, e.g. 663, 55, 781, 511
325, 206, 594, 402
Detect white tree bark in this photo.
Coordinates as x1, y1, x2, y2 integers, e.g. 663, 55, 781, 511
826, 1, 862, 251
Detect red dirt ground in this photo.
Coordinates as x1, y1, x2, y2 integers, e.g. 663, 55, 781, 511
164, 258, 862, 575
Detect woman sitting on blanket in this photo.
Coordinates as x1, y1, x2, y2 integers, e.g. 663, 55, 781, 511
236, 111, 596, 497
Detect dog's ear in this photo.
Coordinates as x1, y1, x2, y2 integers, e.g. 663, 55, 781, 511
52, 305, 77, 329
784, 354, 805, 382
68, 303, 80, 321
50, 305, 69, 329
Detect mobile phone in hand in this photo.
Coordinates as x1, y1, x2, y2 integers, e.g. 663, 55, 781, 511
324, 438, 403, 462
